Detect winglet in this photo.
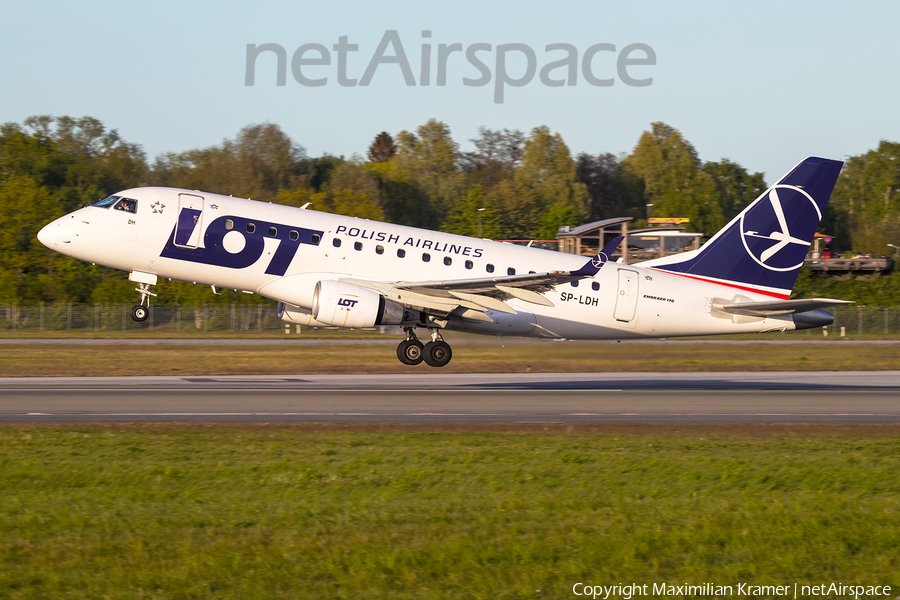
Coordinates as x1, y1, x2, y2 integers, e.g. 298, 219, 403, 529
571, 236, 624, 276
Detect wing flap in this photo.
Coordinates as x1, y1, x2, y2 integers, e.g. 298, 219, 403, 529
495, 285, 555, 307
454, 308, 495, 322
448, 291, 517, 314
395, 271, 572, 295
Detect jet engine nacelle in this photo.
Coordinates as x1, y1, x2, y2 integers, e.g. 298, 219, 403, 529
277, 302, 329, 327
312, 280, 405, 328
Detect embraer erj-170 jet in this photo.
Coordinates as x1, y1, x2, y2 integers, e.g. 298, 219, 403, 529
38, 157, 851, 367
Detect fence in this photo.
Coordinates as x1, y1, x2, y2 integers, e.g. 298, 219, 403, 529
828, 305, 900, 336
0, 303, 292, 334
1, 303, 899, 336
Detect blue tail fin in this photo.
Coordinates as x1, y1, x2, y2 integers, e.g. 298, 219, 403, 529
645, 157, 843, 298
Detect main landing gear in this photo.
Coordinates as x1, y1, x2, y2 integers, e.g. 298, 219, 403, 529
130, 282, 156, 323
397, 327, 452, 368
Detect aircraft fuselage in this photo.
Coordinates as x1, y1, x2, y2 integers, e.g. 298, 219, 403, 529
38, 187, 803, 341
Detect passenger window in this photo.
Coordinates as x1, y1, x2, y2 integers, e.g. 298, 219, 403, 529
397, 249, 406, 258
311, 234, 320, 245
333, 238, 341, 247
354, 241, 363, 251
571, 281, 579, 288
225, 219, 234, 230
422, 253, 431, 262
592, 282, 599, 291
507, 267, 516, 276
115, 198, 137, 213
486, 264, 494, 273
376, 245, 385, 255
246, 223, 256, 234
465, 260, 473, 270
289, 230, 299, 241
443, 257, 452, 266
267, 227, 277, 237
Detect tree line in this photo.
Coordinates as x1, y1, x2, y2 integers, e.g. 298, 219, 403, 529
1, 115, 897, 305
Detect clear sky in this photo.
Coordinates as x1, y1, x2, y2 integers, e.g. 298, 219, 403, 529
2, 0, 899, 180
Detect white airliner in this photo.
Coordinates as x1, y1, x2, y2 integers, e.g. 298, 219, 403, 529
37, 157, 851, 367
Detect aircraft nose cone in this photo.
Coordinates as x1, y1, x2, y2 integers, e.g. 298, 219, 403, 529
37, 221, 56, 248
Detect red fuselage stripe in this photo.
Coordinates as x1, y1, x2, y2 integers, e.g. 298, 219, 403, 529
647, 268, 790, 299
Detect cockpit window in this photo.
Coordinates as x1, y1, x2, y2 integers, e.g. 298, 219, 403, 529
114, 198, 138, 214
92, 195, 120, 208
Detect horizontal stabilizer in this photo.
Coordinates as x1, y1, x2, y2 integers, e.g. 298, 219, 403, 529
712, 297, 853, 317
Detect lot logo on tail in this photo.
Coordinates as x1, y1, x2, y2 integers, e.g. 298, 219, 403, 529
740, 185, 820, 272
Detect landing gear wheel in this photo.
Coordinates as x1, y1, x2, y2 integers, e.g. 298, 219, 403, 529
423, 340, 452, 368
131, 305, 149, 322
131, 280, 156, 323
397, 339, 424, 365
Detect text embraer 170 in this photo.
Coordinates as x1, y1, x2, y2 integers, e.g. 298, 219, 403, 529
38, 157, 851, 367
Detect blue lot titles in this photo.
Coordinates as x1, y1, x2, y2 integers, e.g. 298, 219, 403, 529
572, 582, 893, 599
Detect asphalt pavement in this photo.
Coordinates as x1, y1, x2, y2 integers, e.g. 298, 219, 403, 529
1, 371, 897, 424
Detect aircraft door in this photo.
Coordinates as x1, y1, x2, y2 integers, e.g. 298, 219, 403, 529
175, 193, 204, 248
613, 269, 639, 322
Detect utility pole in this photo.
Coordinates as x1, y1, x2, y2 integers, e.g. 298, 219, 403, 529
477, 207, 486, 238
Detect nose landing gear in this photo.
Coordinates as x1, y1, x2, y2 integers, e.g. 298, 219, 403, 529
130, 305, 148, 322
130, 282, 156, 323
397, 327, 452, 367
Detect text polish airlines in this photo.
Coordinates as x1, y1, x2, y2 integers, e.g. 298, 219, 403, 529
38, 157, 851, 367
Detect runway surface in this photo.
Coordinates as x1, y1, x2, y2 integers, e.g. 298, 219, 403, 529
1, 371, 898, 424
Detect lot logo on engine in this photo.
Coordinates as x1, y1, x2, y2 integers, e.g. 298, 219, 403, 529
338, 297, 358, 308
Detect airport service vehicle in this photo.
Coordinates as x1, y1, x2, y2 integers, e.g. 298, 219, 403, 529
38, 157, 851, 367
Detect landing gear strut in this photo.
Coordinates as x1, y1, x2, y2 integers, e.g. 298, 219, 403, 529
130, 282, 156, 323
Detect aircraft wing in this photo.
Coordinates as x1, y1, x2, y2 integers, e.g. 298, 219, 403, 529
395, 270, 578, 294
342, 236, 624, 319
712, 297, 854, 317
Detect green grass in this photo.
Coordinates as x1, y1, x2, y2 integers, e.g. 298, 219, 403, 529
1, 425, 899, 599
2, 328, 900, 340
1, 341, 900, 376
